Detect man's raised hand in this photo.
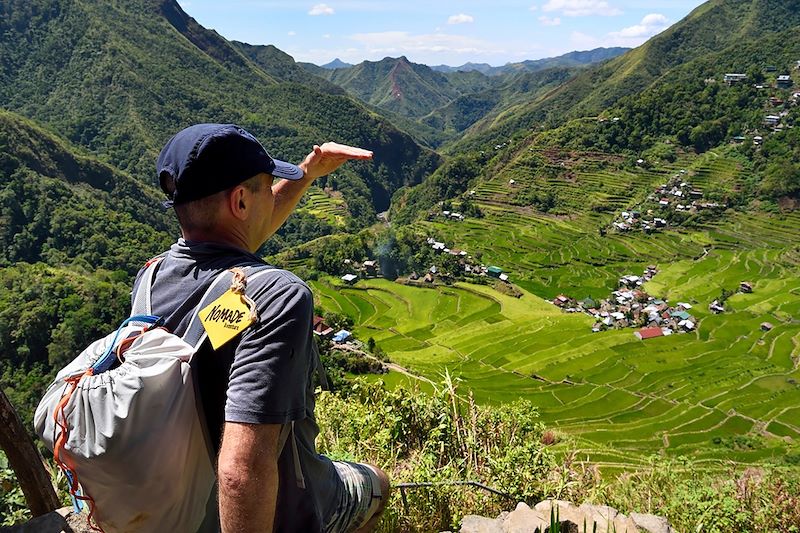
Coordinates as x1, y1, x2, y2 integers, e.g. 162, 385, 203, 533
299, 142, 373, 180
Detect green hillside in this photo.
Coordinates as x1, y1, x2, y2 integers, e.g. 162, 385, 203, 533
0, 109, 174, 272
311, 147, 800, 468
319, 56, 496, 119
454, 0, 800, 148
0, 0, 440, 221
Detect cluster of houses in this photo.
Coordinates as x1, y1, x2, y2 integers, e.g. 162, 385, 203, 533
723, 72, 794, 89
413, 237, 509, 284
610, 173, 723, 233
552, 266, 699, 339
340, 259, 379, 284
312, 316, 352, 344
722, 67, 799, 141
439, 209, 466, 221
708, 281, 753, 314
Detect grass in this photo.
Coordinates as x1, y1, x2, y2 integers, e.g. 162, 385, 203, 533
312, 150, 800, 470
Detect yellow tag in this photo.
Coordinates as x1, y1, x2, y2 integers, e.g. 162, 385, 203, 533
199, 290, 256, 349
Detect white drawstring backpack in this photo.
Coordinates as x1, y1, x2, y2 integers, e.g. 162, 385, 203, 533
34, 259, 280, 532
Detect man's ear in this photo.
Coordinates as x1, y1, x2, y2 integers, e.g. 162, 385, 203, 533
228, 186, 249, 221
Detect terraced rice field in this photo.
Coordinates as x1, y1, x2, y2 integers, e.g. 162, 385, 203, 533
297, 186, 348, 226
311, 150, 800, 468
311, 246, 800, 468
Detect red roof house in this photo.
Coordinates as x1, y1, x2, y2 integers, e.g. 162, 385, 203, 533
313, 316, 334, 338
635, 327, 664, 340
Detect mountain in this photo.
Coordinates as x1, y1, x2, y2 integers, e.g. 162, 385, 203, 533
232, 42, 343, 94
0, 109, 174, 273
321, 58, 353, 70
430, 48, 629, 76
312, 56, 498, 119
394, 0, 800, 221
420, 67, 577, 138
500, 47, 630, 74
0, 0, 440, 222
311, 50, 630, 144
430, 62, 495, 75
455, 0, 800, 147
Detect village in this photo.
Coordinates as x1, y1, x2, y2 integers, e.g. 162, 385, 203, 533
610, 170, 725, 234
551, 268, 765, 341
551, 265, 701, 339
722, 65, 798, 141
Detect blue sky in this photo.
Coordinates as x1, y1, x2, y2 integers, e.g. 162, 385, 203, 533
176, 0, 707, 67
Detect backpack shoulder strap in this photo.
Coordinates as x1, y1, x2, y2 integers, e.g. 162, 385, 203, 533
182, 264, 279, 352
131, 256, 165, 316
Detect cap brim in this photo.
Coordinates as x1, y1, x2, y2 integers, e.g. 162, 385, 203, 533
272, 159, 304, 180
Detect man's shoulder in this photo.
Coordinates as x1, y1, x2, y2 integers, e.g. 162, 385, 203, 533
245, 266, 312, 301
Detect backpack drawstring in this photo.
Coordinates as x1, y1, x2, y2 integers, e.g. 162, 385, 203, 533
53, 369, 104, 532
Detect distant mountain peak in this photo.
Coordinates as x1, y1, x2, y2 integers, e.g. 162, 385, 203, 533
320, 58, 353, 69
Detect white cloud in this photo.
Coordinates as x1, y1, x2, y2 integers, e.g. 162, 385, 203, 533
348, 31, 497, 57
288, 31, 296, 36
569, 12, 671, 50
447, 13, 474, 25
570, 31, 600, 49
308, 3, 335, 16
542, 0, 621, 17
610, 13, 669, 38
529, 5, 538, 11
323, 33, 331, 38
539, 16, 561, 26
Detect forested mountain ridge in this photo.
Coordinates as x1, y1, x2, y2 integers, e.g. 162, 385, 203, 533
0, 109, 174, 273
454, 0, 800, 146
314, 56, 497, 119
0, 0, 440, 223
309, 50, 628, 145
430, 47, 629, 76
392, 0, 800, 222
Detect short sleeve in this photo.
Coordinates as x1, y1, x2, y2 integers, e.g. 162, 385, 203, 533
224, 279, 313, 425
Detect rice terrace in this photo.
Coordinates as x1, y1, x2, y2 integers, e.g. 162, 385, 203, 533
311, 147, 800, 470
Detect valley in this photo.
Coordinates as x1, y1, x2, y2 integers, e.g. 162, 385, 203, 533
1, 0, 800, 526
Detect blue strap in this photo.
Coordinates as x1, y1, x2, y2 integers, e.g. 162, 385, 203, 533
91, 315, 161, 374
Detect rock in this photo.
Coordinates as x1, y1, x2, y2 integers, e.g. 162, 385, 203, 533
462, 500, 674, 533
630, 513, 674, 533
502, 502, 547, 532
0, 510, 72, 533
460, 514, 504, 533
533, 501, 641, 533
544, 521, 578, 533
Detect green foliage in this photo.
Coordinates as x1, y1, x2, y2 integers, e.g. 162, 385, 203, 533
0, 452, 29, 526
315, 377, 556, 531
0, 110, 175, 273
392, 151, 490, 224
0, 0, 440, 232
604, 458, 800, 533
0, 263, 130, 431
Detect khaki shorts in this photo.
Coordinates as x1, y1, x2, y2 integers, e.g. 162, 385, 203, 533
325, 461, 385, 533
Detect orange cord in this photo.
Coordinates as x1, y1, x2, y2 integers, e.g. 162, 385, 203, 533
53, 369, 105, 532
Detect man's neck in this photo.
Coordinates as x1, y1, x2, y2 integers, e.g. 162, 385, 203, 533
181, 229, 253, 253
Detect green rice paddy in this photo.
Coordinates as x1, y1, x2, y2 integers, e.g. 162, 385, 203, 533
311, 150, 800, 469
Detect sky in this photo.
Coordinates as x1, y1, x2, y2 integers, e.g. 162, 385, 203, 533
175, 0, 708, 67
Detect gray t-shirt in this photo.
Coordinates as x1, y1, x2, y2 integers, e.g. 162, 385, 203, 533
133, 239, 340, 532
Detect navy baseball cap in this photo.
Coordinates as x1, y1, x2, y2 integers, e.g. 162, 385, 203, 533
157, 123, 304, 207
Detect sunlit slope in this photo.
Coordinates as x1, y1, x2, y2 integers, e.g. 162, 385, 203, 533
311, 246, 800, 468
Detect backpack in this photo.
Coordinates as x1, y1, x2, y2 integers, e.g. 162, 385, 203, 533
34, 258, 283, 532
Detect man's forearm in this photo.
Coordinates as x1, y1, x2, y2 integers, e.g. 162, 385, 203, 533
266, 142, 373, 237
218, 422, 282, 533
267, 174, 315, 237
218, 462, 278, 533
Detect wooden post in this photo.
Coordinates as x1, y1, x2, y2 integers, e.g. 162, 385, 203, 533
0, 386, 60, 516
